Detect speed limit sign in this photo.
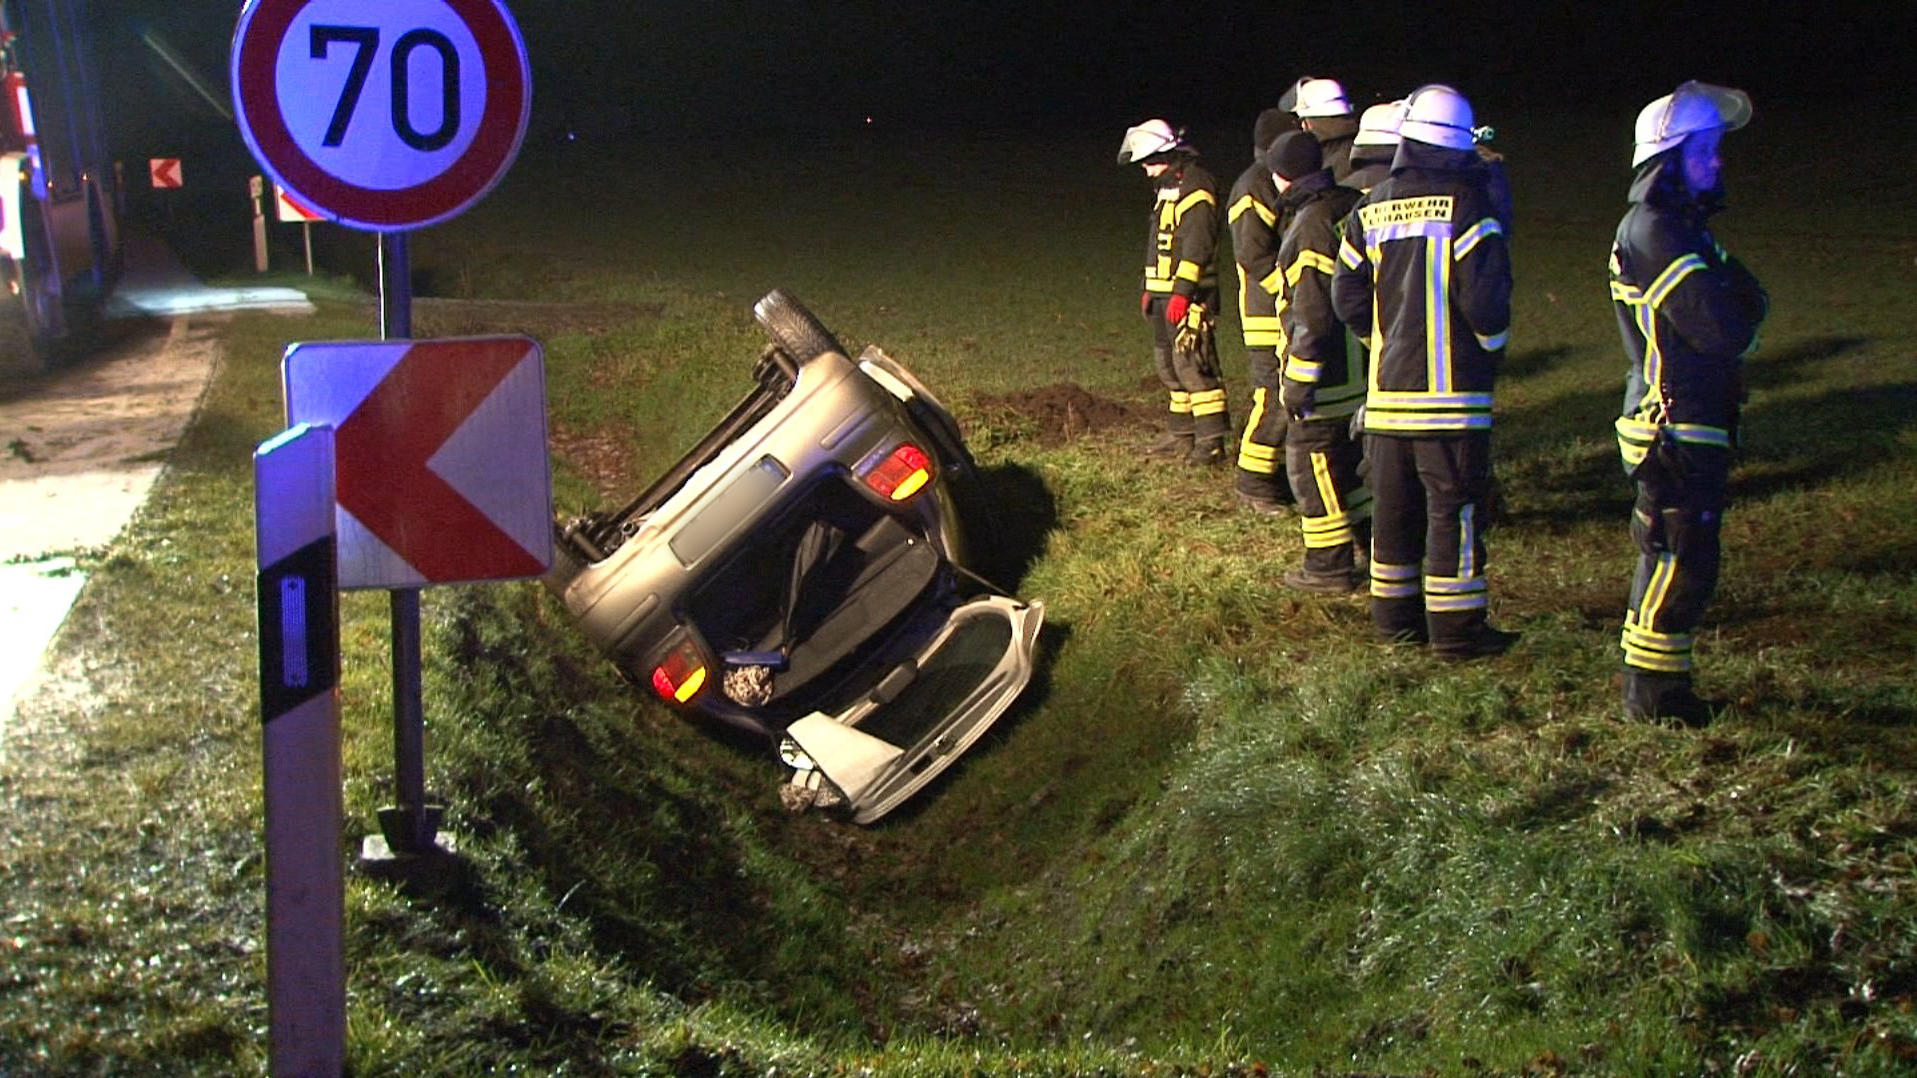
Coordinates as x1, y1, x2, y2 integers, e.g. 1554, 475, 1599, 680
231, 0, 530, 231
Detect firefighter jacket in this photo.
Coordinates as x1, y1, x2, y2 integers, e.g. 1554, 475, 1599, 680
1610, 155, 1767, 473
1143, 158, 1220, 299
1228, 161, 1286, 349
1332, 138, 1511, 435
1277, 170, 1364, 419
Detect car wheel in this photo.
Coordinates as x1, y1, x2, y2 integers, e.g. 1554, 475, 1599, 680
753, 289, 845, 365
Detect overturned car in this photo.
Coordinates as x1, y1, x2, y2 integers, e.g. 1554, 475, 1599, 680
546, 291, 1043, 823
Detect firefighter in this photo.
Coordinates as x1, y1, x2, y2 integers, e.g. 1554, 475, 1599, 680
1118, 119, 1231, 465
1278, 76, 1359, 184
1229, 107, 1299, 512
1611, 81, 1766, 724
1266, 131, 1370, 592
1345, 99, 1405, 195
1331, 84, 1517, 660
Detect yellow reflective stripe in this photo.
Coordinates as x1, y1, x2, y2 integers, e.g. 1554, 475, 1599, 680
1302, 517, 1355, 548
1667, 423, 1732, 448
1285, 357, 1324, 382
1175, 260, 1203, 283
1175, 189, 1216, 218
1622, 608, 1694, 672
1615, 416, 1656, 470
1456, 503, 1478, 579
1370, 559, 1421, 599
1259, 265, 1284, 294
1338, 236, 1364, 269
1644, 253, 1707, 310
1453, 217, 1502, 260
1427, 233, 1452, 392
1145, 279, 1175, 293
1365, 411, 1493, 433
1284, 249, 1337, 287
1634, 553, 1678, 626
1229, 193, 1276, 227
1366, 390, 1493, 409
1189, 388, 1228, 416
1427, 570, 1488, 612
1168, 390, 1191, 415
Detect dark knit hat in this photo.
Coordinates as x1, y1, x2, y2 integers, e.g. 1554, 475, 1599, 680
1264, 130, 1323, 181
1252, 107, 1294, 155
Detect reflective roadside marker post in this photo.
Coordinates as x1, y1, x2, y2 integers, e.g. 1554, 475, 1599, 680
250, 175, 269, 273
254, 423, 344, 1076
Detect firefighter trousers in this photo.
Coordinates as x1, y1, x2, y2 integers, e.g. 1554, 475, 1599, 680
1286, 416, 1370, 573
1622, 440, 1728, 682
1365, 432, 1494, 646
1148, 294, 1228, 447
1236, 348, 1288, 498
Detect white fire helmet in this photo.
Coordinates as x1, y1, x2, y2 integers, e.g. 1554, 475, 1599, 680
1354, 99, 1406, 149
1632, 81, 1751, 167
1398, 84, 1475, 150
1279, 76, 1352, 118
1117, 118, 1183, 165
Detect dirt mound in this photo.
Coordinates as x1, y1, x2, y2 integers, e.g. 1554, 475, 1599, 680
971, 382, 1149, 446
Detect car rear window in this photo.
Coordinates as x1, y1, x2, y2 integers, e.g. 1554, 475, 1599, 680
856, 612, 1015, 748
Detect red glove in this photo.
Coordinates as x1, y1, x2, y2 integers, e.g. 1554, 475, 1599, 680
1165, 294, 1190, 326
1140, 292, 1153, 318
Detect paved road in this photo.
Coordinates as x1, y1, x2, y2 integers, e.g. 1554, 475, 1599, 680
1, 240, 312, 755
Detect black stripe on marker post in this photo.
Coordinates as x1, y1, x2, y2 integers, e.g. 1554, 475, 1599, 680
258, 535, 340, 723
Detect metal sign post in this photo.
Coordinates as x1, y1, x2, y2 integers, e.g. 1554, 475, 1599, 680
374, 230, 443, 859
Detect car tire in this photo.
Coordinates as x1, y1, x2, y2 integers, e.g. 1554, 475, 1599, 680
753, 289, 845, 365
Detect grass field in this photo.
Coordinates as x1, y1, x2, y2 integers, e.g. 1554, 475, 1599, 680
5, 106, 1917, 1075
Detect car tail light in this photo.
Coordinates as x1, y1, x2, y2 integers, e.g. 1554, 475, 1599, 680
861, 443, 933, 501
650, 639, 707, 704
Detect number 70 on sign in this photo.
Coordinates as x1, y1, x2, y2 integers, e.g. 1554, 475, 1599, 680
232, 0, 530, 231
278, 3, 488, 189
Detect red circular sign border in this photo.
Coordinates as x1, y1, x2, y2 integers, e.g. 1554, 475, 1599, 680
233, 0, 529, 231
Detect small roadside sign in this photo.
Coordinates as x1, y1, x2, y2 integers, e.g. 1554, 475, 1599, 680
281, 336, 552, 589
149, 157, 182, 189
274, 183, 323, 223
230, 0, 531, 231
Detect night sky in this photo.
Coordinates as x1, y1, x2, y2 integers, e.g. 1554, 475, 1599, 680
82, 0, 1911, 178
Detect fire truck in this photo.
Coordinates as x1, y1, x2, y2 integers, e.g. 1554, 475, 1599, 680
1, 0, 121, 372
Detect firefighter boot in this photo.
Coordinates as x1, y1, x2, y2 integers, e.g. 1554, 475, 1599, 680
1284, 543, 1361, 594
1622, 669, 1716, 727
1371, 594, 1427, 646
1234, 472, 1292, 516
1430, 610, 1520, 663
1145, 412, 1195, 458
1187, 410, 1230, 467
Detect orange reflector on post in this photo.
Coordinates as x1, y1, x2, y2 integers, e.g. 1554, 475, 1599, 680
861, 443, 933, 501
